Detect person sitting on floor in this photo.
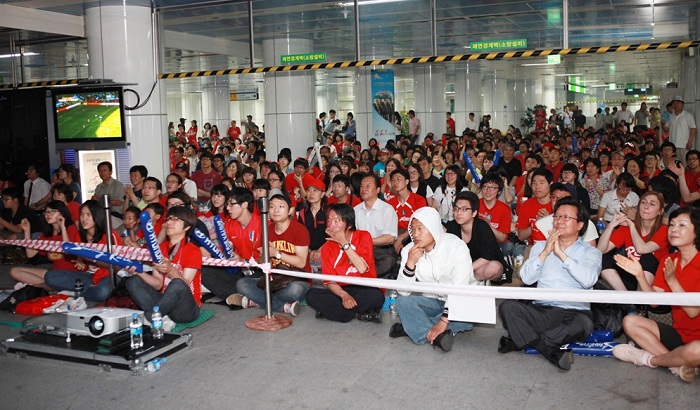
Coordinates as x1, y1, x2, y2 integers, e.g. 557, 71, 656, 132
125, 205, 202, 326
305, 203, 384, 323
229, 194, 310, 316
612, 206, 700, 382
498, 197, 601, 371
390, 207, 481, 352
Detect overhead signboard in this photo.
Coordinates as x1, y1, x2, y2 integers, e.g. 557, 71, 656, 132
469, 39, 527, 52
548, 55, 561, 64
281, 52, 326, 65
229, 92, 259, 101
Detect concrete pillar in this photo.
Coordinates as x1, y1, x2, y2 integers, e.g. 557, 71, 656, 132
86, 4, 167, 179
454, 70, 481, 134
352, 67, 372, 148
202, 77, 230, 134
414, 65, 447, 140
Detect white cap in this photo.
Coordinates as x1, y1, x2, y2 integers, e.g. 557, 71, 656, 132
672, 95, 684, 103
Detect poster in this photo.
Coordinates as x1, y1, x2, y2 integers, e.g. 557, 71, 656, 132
78, 150, 116, 203
371, 69, 395, 147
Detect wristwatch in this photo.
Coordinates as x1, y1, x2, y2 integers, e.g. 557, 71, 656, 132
275, 251, 282, 260
341, 243, 351, 251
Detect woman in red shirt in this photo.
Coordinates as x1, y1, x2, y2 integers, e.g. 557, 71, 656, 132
305, 203, 384, 323
187, 120, 198, 146
44, 200, 122, 301
126, 205, 202, 324
10, 200, 78, 289
598, 191, 668, 291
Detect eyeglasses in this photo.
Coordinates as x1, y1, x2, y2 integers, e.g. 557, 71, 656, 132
43, 209, 59, 215
167, 202, 185, 209
688, 157, 700, 162
164, 216, 182, 223
268, 178, 280, 182
481, 185, 499, 191
452, 206, 473, 213
227, 201, 239, 207
552, 214, 576, 222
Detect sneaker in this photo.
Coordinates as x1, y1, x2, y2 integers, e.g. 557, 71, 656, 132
389, 323, 408, 338
42, 299, 68, 314
498, 335, 518, 354
162, 315, 176, 331
226, 293, 245, 307
13, 282, 27, 291
613, 344, 653, 367
66, 297, 87, 312
283, 301, 300, 317
357, 310, 382, 323
433, 330, 454, 352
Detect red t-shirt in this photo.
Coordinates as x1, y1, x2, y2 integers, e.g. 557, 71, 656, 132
66, 201, 80, 225
446, 118, 456, 134
327, 195, 361, 207
269, 219, 311, 273
388, 192, 427, 230
227, 126, 241, 139
546, 161, 564, 182
285, 172, 317, 203
41, 226, 79, 271
224, 212, 262, 261
652, 251, 700, 343
610, 225, 669, 262
190, 169, 223, 202
479, 198, 512, 240
515, 197, 552, 243
683, 169, 700, 205
321, 229, 376, 285
160, 239, 202, 307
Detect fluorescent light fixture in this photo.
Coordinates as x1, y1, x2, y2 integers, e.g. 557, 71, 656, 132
0, 52, 39, 59
554, 73, 582, 77
341, 0, 404, 6
521, 63, 551, 66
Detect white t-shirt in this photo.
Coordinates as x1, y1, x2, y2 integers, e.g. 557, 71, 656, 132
615, 109, 634, 126
670, 110, 697, 148
536, 215, 599, 244
599, 189, 640, 222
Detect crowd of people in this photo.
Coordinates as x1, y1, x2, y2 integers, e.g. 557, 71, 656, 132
1, 96, 699, 380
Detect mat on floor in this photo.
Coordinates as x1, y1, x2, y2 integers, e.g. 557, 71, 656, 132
172, 309, 215, 333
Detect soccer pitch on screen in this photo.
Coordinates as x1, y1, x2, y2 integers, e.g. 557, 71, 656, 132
55, 95, 123, 139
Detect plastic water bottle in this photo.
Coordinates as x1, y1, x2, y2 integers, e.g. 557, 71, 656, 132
147, 357, 168, 372
151, 306, 164, 340
388, 290, 398, 317
73, 279, 83, 299
130, 313, 144, 349
596, 217, 606, 235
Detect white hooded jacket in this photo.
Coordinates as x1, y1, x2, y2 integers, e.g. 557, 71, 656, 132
397, 207, 481, 302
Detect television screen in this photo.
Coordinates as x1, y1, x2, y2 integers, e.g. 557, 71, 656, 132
52, 87, 126, 145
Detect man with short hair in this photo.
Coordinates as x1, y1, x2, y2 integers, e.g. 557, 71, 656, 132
354, 173, 398, 278
664, 96, 697, 164
446, 112, 456, 135
243, 115, 257, 134
227, 120, 241, 140
285, 158, 316, 203
516, 168, 554, 245
536, 183, 598, 246
0, 187, 42, 239
500, 142, 522, 186
408, 110, 421, 144
387, 168, 427, 254
327, 174, 361, 207
417, 156, 441, 191
92, 161, 125, 219
478, 173, 516, 255
546, 147, 565, 182
23, 165, 51, 212
191, 152, 223, 202
123, 165, 148, 214
634, 102, 650, 131
137, 177, 162, 209
173, 163, 198, 200
498, 197, 601, 371
614, 102, 634, 130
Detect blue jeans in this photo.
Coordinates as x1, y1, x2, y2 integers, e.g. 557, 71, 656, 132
236, 277, 309, 313
500, 241, 525, 258
395, 295, 473, 345
44, 270, 112, 302
125, 276, 199, 323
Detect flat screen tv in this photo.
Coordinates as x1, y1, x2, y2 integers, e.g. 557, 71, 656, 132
52, 87, 127, 149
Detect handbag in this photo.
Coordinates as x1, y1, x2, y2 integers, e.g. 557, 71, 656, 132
256, 264, 297, 293
591, 303, 636, 338
0, 285, 49, 312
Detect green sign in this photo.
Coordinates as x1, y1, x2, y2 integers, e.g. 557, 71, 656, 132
568, 77, 587, 94
470, 39, 527, 52
281, 52, 326, 64
547, 55, 561, 64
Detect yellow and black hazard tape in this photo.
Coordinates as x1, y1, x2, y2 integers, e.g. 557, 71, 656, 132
2, 40, 699, 89
158, 40, 700, 79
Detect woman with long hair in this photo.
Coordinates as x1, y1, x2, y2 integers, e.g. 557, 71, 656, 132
323, 163, 342, 198
381, 158, 403, 201
432, 164, 466, 222
583, 157, 606, 214
561, 163, 591, 213
598, 191, 668, 291
51, 182, 80, 224
394, 111, 403, 140
625, 156, 648, 195
9, 200, 77, 290
407, 162, 434, 206
58, 163, 81, 203
44, 200, 122, 301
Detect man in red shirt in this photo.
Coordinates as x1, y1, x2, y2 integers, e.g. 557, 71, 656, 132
190, 152, 223, 202
446, 112, 456, 135
478, 173, 513, 248
516, 168, 554, 244
285, 158, 316, 203
327, 174, 361, 207
226, 120, 241, 139
387, 168, 427, 254
546, 147, 565, 182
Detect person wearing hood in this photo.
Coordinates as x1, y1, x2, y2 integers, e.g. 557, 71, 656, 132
389, 207, 482, 352
498, 197, 601, 371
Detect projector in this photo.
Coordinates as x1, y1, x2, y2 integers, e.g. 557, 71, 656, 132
65, 308, 142, 338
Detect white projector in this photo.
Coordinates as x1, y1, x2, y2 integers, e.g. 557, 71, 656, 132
65, 307, 142, 337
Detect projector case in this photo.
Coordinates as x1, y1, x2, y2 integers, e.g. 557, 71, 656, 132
1, 331, 192, 374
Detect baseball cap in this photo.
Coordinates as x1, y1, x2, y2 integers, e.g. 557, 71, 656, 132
175, 162, 189, 173
672, 95, 684, 103
249, 153, 260, 163
306, 178, 326, 192
247, 114, 253, 118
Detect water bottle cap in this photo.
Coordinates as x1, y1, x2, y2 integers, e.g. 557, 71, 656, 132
153, 306, 159, 312
133, 313, 139, 318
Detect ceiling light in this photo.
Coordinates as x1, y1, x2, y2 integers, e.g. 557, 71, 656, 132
0, 52, 39, 59
553, 73, 582, 77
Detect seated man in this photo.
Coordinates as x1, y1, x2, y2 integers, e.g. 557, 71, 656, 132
305, 203, 384, 323
535, 182, 598, 246
498, 197, 601, 371
390, 207, 482, 352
